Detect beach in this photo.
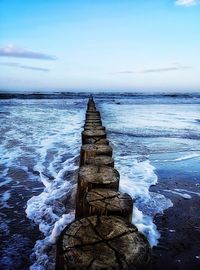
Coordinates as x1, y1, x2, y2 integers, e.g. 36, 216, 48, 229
0, 93, 200, 269
151, 156, 200, 270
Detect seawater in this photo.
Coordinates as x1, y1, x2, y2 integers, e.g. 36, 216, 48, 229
0, 98, 85, 269
1, 94, 200, 269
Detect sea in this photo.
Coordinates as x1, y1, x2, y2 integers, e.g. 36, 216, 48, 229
0, 93, 200, 269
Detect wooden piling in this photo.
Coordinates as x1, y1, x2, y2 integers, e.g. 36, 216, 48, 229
76, 165, 120, 218
86, 115, 101, 120
83, 137, 110, 145
82, 130, 106, 144
84, 188, 133, 222
85, 120, 102, 126
86, 155, 114, 167
56, 97, 151, 270
86, 111, 100, 117
56, 216, 151, 270
80, 144, 112, 166
84, 125, 106, 131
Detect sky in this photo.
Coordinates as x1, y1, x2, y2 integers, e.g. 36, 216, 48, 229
0, 0, 200, 92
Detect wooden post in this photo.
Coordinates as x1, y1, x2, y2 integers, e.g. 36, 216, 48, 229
56, 216, 151, 270
56, 97, 151, 270
84, 125, 106, 131
76, 165, 120, 218
84, 188, 133, 222
80, 144, 112, 166
82, 130, 106, 144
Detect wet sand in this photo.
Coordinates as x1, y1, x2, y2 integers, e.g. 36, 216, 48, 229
150, 167, 200, 270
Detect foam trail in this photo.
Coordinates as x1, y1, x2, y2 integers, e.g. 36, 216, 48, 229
174, 153, 200, 161
162, 152, 200, 162
132, 206, 160, 247
164, 189, 192, 199
118, 159, 169, 246
29, 213, 75, 270
26, 158, 77, 270
49, 213, 74, 244
174, 189, 200, 197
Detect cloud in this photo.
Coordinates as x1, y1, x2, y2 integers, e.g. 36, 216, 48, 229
115, 64, 191, 74
20, 65, 49, 72
0, 44, 57, 60
175, 0, 199, 6
0, 62, 49, 72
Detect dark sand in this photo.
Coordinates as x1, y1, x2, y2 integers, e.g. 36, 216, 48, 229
150, 167, 200, 270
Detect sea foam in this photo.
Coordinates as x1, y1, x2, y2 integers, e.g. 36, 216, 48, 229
26, 157, 77, 270
118, 158, 172, 246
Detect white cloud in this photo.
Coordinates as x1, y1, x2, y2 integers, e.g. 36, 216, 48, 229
0, 62, 49, 72
0, 44, 57, 60
115, 64, 191, 75
175, 0, 199, 6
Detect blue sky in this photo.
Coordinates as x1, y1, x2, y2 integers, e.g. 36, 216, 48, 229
0, 0, 200, 92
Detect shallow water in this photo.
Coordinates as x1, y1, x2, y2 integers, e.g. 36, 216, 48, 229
1, 94, 200, 269
0, 98, 85, 269
98, 98, 200, 246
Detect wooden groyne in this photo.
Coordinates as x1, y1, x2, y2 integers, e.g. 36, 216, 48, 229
56, 97, 151, 269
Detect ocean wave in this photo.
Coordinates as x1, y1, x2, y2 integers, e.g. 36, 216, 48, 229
101, 102, 200, 141
109, 129, 200, 140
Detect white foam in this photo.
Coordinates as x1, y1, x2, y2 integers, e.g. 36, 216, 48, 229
39, 172, 52, 188
2, 190, 11, 201
117, 157, 172, 246
119, 159, 158, 199
174, 188, 200, 197
29, 212, 75, 270
26, 157, 78, 269
49, 212, 74, 244
0, 190, 11, 209
140, 192, 173, 217
27, 146, 83, 265
164, 189, 192, 199
173, 153, 200, 161
132, 206, 160, 246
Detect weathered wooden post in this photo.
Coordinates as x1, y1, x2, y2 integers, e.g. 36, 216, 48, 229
80, 144, 113, 166
56, 97, 151, 270
57, 216, 151, 270
82, 130, 106, 144
75, 165, 120, 218
84, 188, 133, 221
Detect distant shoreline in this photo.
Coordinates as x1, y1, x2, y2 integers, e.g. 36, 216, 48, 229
0, 92, 200, 99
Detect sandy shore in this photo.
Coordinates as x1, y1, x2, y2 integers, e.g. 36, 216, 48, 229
150, 171, 200, 270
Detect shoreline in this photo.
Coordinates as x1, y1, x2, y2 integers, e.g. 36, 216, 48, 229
150, 168, 200, 270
